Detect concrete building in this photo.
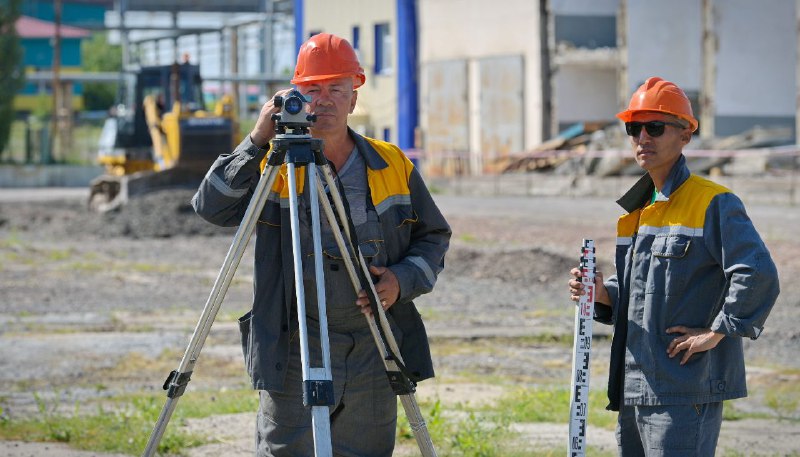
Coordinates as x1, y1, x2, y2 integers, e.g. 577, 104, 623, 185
114, 0, 798, 174
297, 0, 418, 154
418, 0, 797, 175
626, 0, 796, 138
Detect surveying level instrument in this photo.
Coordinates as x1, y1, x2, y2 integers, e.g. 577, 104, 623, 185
568, 239, 596, 457
142, 89, 437, 457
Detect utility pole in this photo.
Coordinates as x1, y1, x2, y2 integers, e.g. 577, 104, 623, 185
118, 0, 130, 69
263, 0, 275, 101
617, 0, 629, 112
539, 0, 553, 141
172, 11, 180, 63
49, 0, 62, 163
796, 0, 800, 146
230, 26, 241, 119
701, 0, 716, 140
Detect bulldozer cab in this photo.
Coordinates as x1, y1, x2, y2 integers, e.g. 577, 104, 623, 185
98, 63, 206, 172
91, 63, 238, 212
138, 63, 204, 113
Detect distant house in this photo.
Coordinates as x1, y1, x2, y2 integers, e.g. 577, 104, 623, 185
14, 15, 91, 114
14, 0, 111, 115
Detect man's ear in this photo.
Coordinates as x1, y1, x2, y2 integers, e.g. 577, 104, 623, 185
349, 90, 358, 114
680, 128, 692, 146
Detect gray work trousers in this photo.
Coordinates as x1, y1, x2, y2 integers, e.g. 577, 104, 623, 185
256, 325, 397, 457
616, 402, 723, 456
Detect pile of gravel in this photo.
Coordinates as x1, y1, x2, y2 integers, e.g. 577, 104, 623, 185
0, 189, 237, 239
445, 246, 576, 288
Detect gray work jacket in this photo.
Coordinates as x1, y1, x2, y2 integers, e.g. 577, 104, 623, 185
599, 155, 779, 410
192, 130, 451, 391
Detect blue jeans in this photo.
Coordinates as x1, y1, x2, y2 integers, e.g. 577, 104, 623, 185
616, 403, 723, 456
256, 326, 397, 457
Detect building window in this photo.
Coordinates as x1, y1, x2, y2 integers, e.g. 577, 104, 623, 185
352, 26, 360, 51
374, 23, 392, 75
554, 15, 616, 49
382, 127, 391, 142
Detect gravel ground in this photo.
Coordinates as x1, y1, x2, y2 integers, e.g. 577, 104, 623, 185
1, 183, 798, 456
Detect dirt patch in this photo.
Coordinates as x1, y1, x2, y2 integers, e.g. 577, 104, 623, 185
1, 188, 798, 456
0, 189, 235, 239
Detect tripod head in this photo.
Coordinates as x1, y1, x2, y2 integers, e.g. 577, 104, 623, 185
268, 89, 324, 167
272, 89, 316, 136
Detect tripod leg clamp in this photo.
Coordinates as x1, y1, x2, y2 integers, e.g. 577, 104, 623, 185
163, 370, 193, 398
303, 380, 335, 407
386, 370, 416, 395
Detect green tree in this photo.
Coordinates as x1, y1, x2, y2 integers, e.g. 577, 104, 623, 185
0, 0, 24, 159
81, 32, 122, 111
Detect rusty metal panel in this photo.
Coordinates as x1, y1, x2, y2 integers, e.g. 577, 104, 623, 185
478, 55, 524, 170
422, 60, 469, 152
421, 59, 470, 175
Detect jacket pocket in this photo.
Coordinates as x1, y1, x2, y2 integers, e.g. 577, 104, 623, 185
378, 204, 414, 262
323, 208, 385, 262
647, 234, 691, 295
651, 234, 691, 258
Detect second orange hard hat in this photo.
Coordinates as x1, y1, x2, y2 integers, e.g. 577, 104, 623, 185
291, 33, 366, 89
617, 77, 698, 132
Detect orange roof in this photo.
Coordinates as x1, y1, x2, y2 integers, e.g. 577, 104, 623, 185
16, 15, 91, 39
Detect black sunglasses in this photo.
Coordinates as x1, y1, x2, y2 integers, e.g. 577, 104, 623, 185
625, 121, 686, 137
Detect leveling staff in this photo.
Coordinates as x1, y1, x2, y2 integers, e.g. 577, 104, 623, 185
568, 77, 779, 456
192, 33, 451, 456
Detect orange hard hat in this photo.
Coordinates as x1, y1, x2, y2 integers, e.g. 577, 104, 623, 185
616, 77, 698, 132
291, 33, 366, 89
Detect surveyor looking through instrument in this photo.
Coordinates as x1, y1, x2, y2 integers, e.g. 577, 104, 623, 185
567, 76, 780, 456
192, 32, 451, 456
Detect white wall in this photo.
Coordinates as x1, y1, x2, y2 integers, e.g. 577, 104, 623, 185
420, 0, 543, 146
715, 0, 795, 116
303, 0, 397, 141
556, 66, 618, 124
626, 0, 702, 94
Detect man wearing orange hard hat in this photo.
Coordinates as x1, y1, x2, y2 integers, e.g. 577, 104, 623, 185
192, 33, 450, 456
569, 77, 779, 455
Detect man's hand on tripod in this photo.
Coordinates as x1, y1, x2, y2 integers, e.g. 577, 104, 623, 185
356, 265, 400, 316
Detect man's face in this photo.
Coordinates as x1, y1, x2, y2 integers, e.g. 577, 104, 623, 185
297, 77, 357, 135
628, 111, 691, 177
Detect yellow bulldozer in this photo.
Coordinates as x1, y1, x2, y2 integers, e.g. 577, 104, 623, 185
89, 62, 240, 211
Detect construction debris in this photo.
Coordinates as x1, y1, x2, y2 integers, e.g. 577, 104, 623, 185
498, 123, 798, 177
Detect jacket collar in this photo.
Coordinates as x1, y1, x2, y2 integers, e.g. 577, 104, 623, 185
348, 127, 389, 170
616, 154, 690, 213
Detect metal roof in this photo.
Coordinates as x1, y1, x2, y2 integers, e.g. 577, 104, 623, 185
125, 0, 266, 12
16, 15, 91, 39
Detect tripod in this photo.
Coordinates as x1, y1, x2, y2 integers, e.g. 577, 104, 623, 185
143, 95, 437, 456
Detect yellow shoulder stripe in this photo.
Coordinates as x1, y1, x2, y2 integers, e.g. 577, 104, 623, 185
617, 175, 730, 239
364, 137, 413, 208
641, 175, 729, 229
258, 137, 413, 203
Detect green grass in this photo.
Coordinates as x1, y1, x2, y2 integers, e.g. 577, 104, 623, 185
396, 388, 618, 457
765, 389, 800, 420
458, 233, 480, 243
0, 389, 258, 456
493, 386, 617, 430
397, 399, 524, 457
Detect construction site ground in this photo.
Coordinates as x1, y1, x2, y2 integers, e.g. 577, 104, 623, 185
1, 177, 798, 456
